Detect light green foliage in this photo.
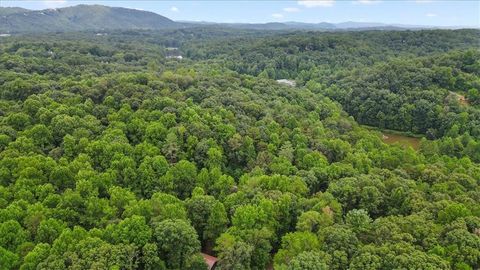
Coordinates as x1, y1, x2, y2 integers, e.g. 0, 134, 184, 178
287, 251, 330, 270
185, 253, 209, 270
106, 215, 152, 246
438, 203, 472, 224
0, 246, 19, 270
140, 243, 166, 270
274, 231, 320, 267
345, 209, 373, 236
0, 220, 29, 252
36, 218, 66, 244
20, 243, 51, 270
0, 28, 478, 270
296, 210, 333, 233
232, 204, 268, 230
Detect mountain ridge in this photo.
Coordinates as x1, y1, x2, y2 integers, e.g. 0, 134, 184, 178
0, 4, 176, 33
0, 4, 475, 33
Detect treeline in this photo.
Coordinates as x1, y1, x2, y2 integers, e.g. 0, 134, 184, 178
0, 30, 478, 270
184, 29, 479, 79
321, 50, 480, 137
184, 29, 480, 160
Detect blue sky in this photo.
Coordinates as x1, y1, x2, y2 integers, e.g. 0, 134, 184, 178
1, 1, 479, 27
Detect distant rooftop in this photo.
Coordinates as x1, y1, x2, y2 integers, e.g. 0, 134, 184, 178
276, 79, 296, 87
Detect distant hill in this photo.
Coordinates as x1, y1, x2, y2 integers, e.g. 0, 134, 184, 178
0, 5, 177, 33
335, 21, 391, 29
0, 7, 29, 16
207, 22, 336, 30
180, 21, 436, 31
1, 4, 471, 34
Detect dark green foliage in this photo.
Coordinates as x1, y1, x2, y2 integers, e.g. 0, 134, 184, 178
0, 28, 478, 270
153, 219, 201, 269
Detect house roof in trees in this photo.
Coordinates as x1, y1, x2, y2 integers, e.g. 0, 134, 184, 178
201, 253, 218, 270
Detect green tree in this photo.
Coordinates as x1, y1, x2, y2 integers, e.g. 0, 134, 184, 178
106, 215, 152, 247
153, 219, 200, 269
186, 193, 228, 246
287, 251, 330, 270
162, 160, 197, 199
274, 232, 320, 267
0, 220, 29, 252
215, 233, 253, 270
36, 218, 66, 244
296, 211, 333, 233
0, 246, 19, 270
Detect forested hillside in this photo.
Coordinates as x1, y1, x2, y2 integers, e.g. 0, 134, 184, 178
186, 29, 480, 158
0, 29, 479, 270
0, 5, 176, 33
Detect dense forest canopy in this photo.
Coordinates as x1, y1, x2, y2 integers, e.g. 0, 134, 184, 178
0, 28, 479, 270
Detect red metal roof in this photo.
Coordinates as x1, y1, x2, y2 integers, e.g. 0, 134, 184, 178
201, 253, 218, 270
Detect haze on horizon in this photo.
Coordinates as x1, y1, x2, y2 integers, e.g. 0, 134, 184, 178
1, 0, 479, 27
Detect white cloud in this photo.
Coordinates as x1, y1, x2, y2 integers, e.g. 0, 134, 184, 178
426, 13, 437, 17
170, 6, 179, 12
355, 0, 382, 5
43, 0, 66, 3
283, 7, 300, 12
42, 0, 67, 8
271, 13, 284, 19
298, 0, 335, 8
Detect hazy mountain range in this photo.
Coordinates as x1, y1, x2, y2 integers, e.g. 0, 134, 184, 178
0, 4, 473, 34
